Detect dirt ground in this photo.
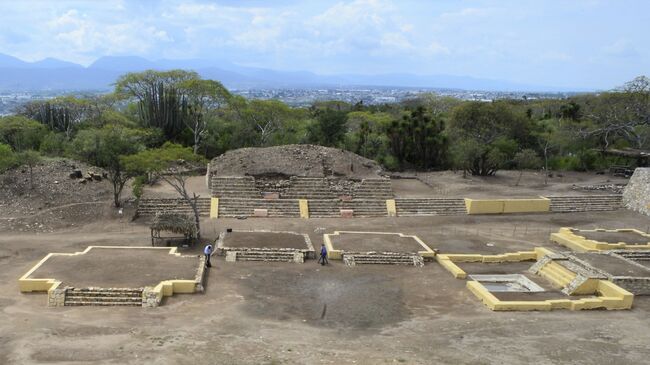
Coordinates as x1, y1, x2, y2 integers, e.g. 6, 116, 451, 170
329, 232, 427, 253
223, 231, 309, 249
3, 209, 650, 364
401, 170, 628, 198
28, 247, 200, 288
573, 253, 650, 277
573, 230, 650, 245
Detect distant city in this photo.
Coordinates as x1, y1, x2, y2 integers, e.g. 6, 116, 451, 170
0, 87, 576, 115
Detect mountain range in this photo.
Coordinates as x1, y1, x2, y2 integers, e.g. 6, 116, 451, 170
0, 53, 580, 92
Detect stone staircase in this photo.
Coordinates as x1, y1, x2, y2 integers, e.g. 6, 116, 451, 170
218, 198, 300, 217
283, 177, 335, 199
211, 176, 259, 198
137, 198, 210, 217
343, 253, 424, 267
64, 288, 143, 307
395, 198, 467, 216
307, 199, 388, 218
353, 179, 394, 199
614, 251, 650, 262
224, 248, 303, 263
548, 195, 622, 212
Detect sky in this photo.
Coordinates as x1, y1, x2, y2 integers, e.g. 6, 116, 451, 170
0, 0, 648, 89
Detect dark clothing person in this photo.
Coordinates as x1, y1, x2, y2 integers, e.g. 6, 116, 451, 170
318, 245, 328, 265
204, 244, 213, 268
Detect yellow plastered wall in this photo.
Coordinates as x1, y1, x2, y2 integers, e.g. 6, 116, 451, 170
465, 197, 550, 214
436, 250, 540, 279
299, 199, 309, 219
386, 199, 396, 217
467, 279, 633, 311
210, 197, 219, 219
551, 227, 650, 252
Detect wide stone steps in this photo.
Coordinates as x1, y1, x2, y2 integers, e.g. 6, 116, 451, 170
218, 199, 300, 217
64, 288, 143, 307
548, 195, 622, 212
395, 198, 467, 216
284, 177, 336, 199
226, 250, 299, 263
353, 179, 394, 199
343, 253, 424, 267
137, 198, 210, 217
211, 177, 260, 198
308, 200, 388, 217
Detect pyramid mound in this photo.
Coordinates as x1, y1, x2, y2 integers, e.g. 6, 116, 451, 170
209, 144, 386, 179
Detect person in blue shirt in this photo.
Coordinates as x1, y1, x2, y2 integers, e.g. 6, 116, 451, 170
204, 244, 213, 268
318, 243, 328, 266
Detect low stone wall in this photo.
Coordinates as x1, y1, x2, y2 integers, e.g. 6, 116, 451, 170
623, 168, 650, 216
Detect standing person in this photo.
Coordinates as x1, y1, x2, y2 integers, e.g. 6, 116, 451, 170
318, 243, 328, 266
204, 244, 213, 268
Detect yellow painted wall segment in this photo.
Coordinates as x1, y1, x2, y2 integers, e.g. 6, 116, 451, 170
210, 197, 219, 219
465, 197, 550, 214
299, 199, 309, 219
386, 199, 397, 217
551, 227, 650, 252
467, 279, 633, 311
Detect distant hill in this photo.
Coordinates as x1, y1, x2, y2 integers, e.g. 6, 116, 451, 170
0, 53, 579, 92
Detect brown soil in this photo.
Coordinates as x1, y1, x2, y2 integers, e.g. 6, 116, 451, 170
3, 205, 650, 363
574, 253, 650, 277
222, 231, 309, 249
329, 232, 428, 253
210, 144, 386, 179
573, 230, 650, 245
28, 247, 200, 288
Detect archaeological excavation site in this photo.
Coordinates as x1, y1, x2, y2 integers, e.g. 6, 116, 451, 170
4, 144, 650, 364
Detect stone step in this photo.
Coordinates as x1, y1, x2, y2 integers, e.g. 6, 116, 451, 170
64, 301, 142, 306
66, 296, 142, 302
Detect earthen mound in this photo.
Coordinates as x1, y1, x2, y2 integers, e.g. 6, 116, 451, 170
210, 144, 386, 179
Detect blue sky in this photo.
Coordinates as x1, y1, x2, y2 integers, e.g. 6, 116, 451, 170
0, 0, 648, 89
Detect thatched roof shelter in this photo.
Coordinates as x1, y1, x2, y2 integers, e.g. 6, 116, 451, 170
150, 213, 198, 239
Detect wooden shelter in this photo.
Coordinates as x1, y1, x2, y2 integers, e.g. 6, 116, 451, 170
150, 213, 198, 247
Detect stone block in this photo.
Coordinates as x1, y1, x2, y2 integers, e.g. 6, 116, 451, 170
340, 209, 354, 218
253, 209, 268, 217
262, 192, 279, 200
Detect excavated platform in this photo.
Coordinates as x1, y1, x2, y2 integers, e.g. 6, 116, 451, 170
329, 232, 430, 253
27, 247, 200, 288
571, 230, 650, 245
222, 231, 310, 249
573, 253, 650, 277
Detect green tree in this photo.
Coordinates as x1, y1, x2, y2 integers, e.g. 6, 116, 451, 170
0, 143, 16, 172
178, 79, 231, 153
449, 101, 529, 175
115, 70, 200, 140
70, 125, 149, 206
513, 149, 542, 186
17, 96, 94, 139
307, 109, 348, 147
16, 150, 41, 190
122, 143, 207, 239
0, 116, 48, 152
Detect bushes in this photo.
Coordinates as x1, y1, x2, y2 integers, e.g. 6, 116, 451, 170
0, 143, 16, 172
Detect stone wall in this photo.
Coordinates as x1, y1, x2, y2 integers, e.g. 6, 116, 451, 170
623, 168, 650, 216
611, 277, 650, 295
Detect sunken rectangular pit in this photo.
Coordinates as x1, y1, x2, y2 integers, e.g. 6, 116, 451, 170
216, 230, 315, 263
